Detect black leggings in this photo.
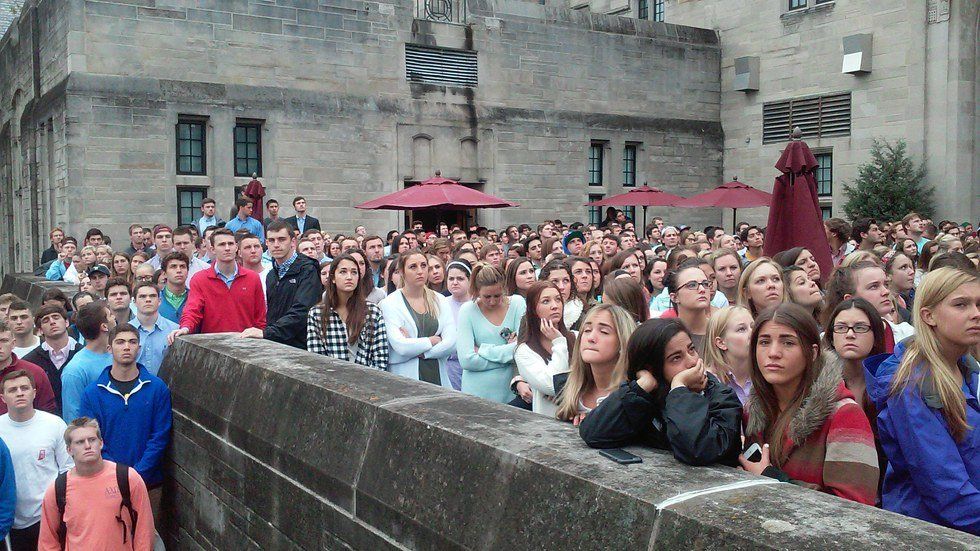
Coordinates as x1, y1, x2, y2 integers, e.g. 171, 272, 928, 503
9, 522, 40, 551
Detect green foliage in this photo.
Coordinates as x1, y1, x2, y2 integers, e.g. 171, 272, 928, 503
842, 139, 932, 222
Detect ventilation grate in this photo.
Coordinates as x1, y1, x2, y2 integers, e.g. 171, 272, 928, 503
406, 44, 478, 88
763, 92, 851, 143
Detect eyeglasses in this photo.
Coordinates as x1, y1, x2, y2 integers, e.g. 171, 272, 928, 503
832, 323, 872, 334
680, 280, 712, 291
135, 276, 153, 282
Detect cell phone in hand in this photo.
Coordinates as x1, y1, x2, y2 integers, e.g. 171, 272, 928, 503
599, 448, 643, 465
742, 443, 762, 462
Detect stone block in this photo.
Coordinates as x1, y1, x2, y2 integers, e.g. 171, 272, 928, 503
232, 14, 284, 35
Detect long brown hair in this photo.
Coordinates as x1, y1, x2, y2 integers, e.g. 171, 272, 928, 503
601, 276, 649, 322
749, 303, 824, 465
322, 254, 369, 344
504, 257, 535, 297
518, 281, 574, 362
397, 250, 441, 317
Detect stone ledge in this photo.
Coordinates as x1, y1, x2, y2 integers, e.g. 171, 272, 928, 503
0, 273, 77, 307
160, 334, 978, 549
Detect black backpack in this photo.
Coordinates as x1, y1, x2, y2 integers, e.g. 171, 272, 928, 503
55, 462, 139, 549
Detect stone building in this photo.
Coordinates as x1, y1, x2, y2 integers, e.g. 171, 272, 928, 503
0, 0, 722, 274
578, 0, 980, 226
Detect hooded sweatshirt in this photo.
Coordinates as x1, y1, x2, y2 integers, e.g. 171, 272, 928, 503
745, 352, 880, 506
864, 340, 980, 535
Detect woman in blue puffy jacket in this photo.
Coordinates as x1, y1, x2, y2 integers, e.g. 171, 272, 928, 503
864, 267, 980, 535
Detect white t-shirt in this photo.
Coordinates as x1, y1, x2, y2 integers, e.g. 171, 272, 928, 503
0, 411, 73, 528
12, 337, 41, 359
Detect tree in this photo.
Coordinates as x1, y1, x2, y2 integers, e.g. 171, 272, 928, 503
842, 139, 932, 222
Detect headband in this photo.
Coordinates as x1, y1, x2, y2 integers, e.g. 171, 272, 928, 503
446, 261, 472, 276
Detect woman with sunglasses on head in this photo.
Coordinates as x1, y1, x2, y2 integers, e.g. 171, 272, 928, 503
739, 303, 879, 506
379, 250, 457, 387
307, 253, 389, 371
864, 268, 980, 533
580, 318, 742, 466
515, 281, 575, 417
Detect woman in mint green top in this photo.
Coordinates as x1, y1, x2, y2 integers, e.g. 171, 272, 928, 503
457, 262, 528, 403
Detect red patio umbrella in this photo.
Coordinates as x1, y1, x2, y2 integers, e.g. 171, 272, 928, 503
356, 171, 518, 210
585, 184, 686, 230
763, 129, 833, 283
242, 173, 266, 223
674, 177, 772, 233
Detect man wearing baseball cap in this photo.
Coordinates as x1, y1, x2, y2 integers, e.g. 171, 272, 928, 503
85, 265, 111, 297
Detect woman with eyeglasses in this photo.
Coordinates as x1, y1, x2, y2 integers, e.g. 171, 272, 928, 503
658, 264, 714, 351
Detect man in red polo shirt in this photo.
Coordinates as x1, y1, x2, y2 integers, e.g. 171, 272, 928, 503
168, 228, 266, 344
0, 320, 56, 415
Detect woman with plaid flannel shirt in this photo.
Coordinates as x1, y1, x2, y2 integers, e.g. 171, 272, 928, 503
307, 254, 389, 370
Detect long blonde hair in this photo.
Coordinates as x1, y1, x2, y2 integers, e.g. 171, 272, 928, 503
397, 250, 441, 317
555, 304, 637, 421
702, 305, 752, 384
736, 257, 786, 316
890, 267, 976, 441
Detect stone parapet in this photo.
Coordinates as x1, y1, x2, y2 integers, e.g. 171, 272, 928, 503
0, 273, 77, 307
161, 334, 977, 549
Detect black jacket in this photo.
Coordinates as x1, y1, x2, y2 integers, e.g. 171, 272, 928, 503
22, 342, 84, 418
284, 215, 321, 233
40, 246, 59, 265
264, 253, 323, 349
579, 375, 743, 467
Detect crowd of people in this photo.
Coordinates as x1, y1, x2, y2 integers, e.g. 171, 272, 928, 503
0, 199, 976, 548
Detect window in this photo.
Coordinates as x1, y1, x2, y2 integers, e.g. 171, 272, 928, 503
821, 206, 833, 219
623, 206, 636, 223
652, 0, 664, 21
405, 44, 478, 88
234, 121, 262, 177
789, 0, 806, 9
176, 117, 206, 175
638, 0, 648, 19
589, 142, 604, 186
815, 152, 832, 196
622, 143, 638, 187
762, 92, 851, 144
588, 194, 604, 225
177, 186, 206, 226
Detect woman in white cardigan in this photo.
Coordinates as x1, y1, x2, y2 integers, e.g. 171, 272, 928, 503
515, 281, 574, 417
379, 250, 457, 387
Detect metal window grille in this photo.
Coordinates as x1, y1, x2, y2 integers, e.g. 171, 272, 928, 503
638, 0, 648, 20
815, 152, 833, 196
588, 194, 604, 225
589, 143, 604, 186
789, 0, 807, 9
762, 92, 851, 144
177, 186, 206, 226
176, 119, 206, 175
234, 122, 262, 177
653, 0, 664, 21
406, 44, 478, 88
414, 0, 467, 24
623, 144, 637, 187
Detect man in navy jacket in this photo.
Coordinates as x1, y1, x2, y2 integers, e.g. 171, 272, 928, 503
78, 324, 171, 517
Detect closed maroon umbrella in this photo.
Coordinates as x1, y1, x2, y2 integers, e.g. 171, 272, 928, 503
356, 171, 518, 210
763, 130, 833, 283
585, 184, 686, 230
674, 177, 772, 233
243, 174, 266, 223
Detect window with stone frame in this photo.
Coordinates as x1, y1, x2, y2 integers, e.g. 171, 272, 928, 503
176, 117, 207, 175
652, 0, 664, 21
623, 143, 638, 187
177, 186, 207, 227
588, 194, 604, 225
815, 152, 832, 197
821, 205, 833, 219
789, 0, 806, 9
638, 0, 648, 20
234, 120, 263, 177
589, 142, 605, 186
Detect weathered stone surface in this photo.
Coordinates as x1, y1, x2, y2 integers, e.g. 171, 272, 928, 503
161, 333, 978, 550
0, 273, 76, 307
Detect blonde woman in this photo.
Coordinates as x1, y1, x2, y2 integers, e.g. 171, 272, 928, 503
701, 305, 754, 404
582, 240, 604, 267
555, 304, 637, 424
736, 257, 786, 317
378, 250, 456, 386
865, 267, 980, 532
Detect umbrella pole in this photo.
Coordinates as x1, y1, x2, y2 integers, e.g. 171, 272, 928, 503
642, 206, 647, 235
732, 208, 737, 234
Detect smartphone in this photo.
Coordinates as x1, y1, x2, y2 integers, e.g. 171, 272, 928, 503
599, 448, 643, 465
742, 443, 762, 462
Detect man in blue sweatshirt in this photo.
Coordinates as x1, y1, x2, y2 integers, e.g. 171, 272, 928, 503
59, 301, 115, 423
78, 324, 172, 519
0, 437, 16, 540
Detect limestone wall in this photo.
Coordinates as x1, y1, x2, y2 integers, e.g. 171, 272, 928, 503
161, 333, 977, 550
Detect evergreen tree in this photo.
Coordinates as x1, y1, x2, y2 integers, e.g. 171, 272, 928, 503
842, 139, 932, 221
